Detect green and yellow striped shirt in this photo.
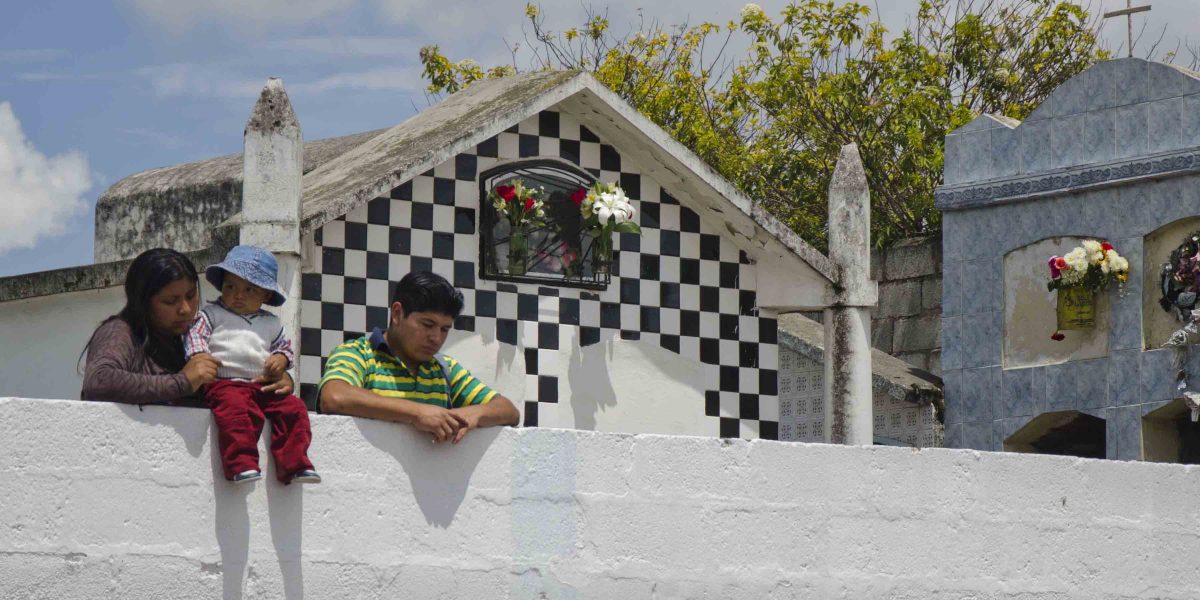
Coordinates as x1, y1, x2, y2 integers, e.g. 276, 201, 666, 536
318, 328, 497, 409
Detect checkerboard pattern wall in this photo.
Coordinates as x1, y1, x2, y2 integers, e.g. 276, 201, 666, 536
779, 349, 942, 446
298, 109, 780, 439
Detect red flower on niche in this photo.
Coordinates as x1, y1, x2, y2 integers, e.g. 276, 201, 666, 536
496, 185, 516, 201
1050, 331, 1065, 341
571, 188, 587, 206
524, 197, 535, 211
1101, 241, 1114, 252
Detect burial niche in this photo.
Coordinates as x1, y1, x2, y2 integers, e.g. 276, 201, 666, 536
1004, 238, 1110, 368
1003, 410, 1106, 459
1143, 217, 1200, 349
1142, 399, 1200, 464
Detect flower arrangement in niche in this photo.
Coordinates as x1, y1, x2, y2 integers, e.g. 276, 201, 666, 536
1046, 239, 1130, 341
1160, 231, 1200, 420
1159, 231, 1200, 323
488, 180, 545, 276
574, 181, 641, 275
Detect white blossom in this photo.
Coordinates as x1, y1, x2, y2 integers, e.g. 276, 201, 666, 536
1109, 253, 1129, 273
594, 189, 635, 224
741, 3, 765, 20
1064, 247, 1089, 272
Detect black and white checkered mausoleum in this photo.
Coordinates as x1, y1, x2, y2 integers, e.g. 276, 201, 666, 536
0, 71, 942, 444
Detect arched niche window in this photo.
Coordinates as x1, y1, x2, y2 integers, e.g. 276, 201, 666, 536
479, 160, 609, 289
1003, 410, 1106, 459
1142, 399, 1200, 464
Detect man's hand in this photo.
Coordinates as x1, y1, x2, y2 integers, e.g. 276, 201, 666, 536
411, 403, 468, 443
182, 353, 221, 392
448, 408, 482, 444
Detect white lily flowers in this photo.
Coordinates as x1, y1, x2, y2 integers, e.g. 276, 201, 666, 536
594, 189, 636, 224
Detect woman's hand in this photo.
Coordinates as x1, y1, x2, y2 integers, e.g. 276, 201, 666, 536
182, 353, 221, 392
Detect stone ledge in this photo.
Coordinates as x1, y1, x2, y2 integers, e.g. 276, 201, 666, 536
0, 247, 221, 303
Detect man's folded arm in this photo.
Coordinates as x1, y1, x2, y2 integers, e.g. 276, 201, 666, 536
454, 394, 520, 427
320, 379, 424, 424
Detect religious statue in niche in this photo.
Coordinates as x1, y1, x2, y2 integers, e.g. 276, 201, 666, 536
1159, 231, 1200, 421
1046, 239, 1131, 341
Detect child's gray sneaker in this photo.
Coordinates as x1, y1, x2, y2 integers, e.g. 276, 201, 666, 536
290, 469, 321, 484
233, 470, 262, 483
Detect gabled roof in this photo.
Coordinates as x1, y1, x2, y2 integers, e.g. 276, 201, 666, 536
281, 70, 839, 289
101, 71, 841, 305
776, 313, 943, 407
98, 128, 387, 205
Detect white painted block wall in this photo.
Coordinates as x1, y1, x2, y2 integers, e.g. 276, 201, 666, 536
2, 397, 1199, 599
0, 288, 124, 401
0, 280, 222, 403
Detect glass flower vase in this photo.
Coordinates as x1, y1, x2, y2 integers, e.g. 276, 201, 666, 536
591, 233, 612, 276
508, 227, 529, 276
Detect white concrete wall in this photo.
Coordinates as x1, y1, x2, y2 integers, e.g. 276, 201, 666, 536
0, 287, 125, 400
3, 397, 1200, 599
0, 281, 221, 402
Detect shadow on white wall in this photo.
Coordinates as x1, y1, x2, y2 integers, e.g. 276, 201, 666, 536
568, 333, 709, 434
357, 418, 498, 528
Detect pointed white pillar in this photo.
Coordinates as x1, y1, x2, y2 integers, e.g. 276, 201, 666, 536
823, 144, 877, 445
241, 78, 304, 383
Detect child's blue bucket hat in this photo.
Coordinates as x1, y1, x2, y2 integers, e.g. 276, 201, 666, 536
205, 245, 287, 306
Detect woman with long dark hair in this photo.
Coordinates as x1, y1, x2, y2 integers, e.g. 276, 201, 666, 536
81, 248, 292, 405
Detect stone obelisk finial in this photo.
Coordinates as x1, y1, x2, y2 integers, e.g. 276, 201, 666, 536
240, 78, 305, 388
823, 143, 877, 445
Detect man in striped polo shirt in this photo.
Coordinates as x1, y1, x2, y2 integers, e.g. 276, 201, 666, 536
319, 271, 519, 443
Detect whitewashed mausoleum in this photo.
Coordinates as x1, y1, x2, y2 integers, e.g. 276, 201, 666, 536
0, 70, 933, 444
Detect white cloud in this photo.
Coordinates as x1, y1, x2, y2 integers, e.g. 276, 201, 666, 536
115, 127, 187, 149
122, 0, 354, 33
138, 64, 263, 99
139, 63, 422, 99
0, 49, 68, 63
373, 0, 529, 44
0, 103, 92, 254
291, 66, 422, 94
15, 72, 107, 82
271, 36, 415, 58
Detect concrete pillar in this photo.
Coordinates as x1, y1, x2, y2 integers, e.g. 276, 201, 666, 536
823, 144, 877, 445
241, 78, 303, 383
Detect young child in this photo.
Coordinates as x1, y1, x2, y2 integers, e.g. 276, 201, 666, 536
184, 245, 320, 485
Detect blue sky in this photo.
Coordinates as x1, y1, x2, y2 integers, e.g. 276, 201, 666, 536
1, 0, 1194, 277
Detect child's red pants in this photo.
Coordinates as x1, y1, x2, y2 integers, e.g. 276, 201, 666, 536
206, 379, 314, 483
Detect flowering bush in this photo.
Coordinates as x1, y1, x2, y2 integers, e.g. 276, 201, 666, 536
1046, 239, 1129, 292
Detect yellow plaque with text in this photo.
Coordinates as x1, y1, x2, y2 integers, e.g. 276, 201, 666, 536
1056, 286, 1095, 330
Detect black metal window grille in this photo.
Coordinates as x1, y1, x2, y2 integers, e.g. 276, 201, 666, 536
478, 160, 610, 289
